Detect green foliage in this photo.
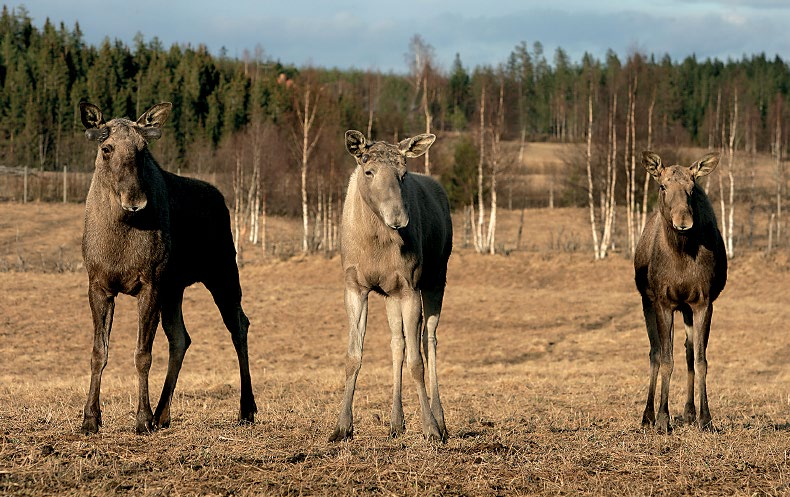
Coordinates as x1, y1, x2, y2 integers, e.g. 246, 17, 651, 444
1, 4, 790, 211
442, 137, 480, 209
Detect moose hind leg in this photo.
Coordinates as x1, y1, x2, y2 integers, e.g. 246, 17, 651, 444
681, 306, 696, 425
694, 303, 714, 430
208, 278, 257, 424
422, 287, 447, 441
154, 290, 191, 429
403, 290, 442, 441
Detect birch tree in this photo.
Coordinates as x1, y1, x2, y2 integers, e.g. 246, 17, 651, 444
774, 94, 785, 247
293, 80, 323, 253
472, 84, 487, 253
407, 35, 435, 174
639, 91, 655, 234
585, 87, 600, 258
485, 79, 506, 254
718, 90, 738, 258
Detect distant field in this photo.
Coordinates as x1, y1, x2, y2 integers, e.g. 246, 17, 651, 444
2, 139, 783, 214
1, 201, 789, 495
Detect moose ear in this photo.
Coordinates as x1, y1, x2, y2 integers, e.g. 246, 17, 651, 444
136, 102, 171, 141
690, 153, 719, 179
398, 133, 436, 158
80, 102, 105, 129
641, 151, 664, 179
80, 103, 108, 142
345, 130, 367, 158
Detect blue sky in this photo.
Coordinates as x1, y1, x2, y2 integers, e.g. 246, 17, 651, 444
15, 0, 790, 73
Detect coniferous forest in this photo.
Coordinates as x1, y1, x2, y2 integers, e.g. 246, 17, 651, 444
1, 5, 788, 254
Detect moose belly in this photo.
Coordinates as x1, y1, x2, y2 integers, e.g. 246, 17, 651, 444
654, 275, 710, 307
345, 263, 412, 296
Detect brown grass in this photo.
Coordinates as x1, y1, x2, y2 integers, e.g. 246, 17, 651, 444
1, 202, 790, 495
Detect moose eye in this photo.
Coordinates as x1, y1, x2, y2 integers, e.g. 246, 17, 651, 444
364, 169, 374, 178
361, 154, 369, 164
101, 145, 113, 157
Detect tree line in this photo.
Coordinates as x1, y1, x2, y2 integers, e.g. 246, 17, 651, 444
0, 5, 787, 256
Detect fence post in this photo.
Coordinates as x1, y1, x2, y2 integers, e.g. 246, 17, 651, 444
23, 166, 28, 203
63, 165, 68, 203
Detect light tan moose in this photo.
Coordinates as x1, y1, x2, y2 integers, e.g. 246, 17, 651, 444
79, 102, 256, 434
329, 130, 452, 442
634, 151, 727, 433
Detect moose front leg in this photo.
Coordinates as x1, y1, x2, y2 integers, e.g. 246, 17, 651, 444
329, 286, 369, 442
385, 296, 406, 438
134, 285, 161, 434
82, 283, 116, 435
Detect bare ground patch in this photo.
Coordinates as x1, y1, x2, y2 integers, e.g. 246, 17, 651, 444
1, 202, 790, 495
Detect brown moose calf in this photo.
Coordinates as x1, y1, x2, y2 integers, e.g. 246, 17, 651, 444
79, 102, 256, 434
635, 151, 727, 433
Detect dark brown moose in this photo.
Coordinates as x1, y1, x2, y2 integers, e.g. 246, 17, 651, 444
330, 130, 452, 442
635, 151, 727, 433
79, 102, 256, 434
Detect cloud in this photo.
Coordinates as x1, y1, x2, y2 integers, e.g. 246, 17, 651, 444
674, 0, 790, 9
16, 0, 790, 73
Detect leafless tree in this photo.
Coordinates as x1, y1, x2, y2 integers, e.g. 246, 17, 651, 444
407, 35, 435, 174
293, 78, 324, 253
485, 79, 506, 254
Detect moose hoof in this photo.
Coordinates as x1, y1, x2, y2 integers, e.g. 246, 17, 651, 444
698, 415, 713, 431
423, 421, 445, 443
641, 408, 655, 427
329, 425, 353, 442
153, 406, 171, 430
683, 404, 697, 425
81, 415, 101, 435
135, 415, 154, 435
238, 398, 257, 425
238, 411, 255, 425
389, 422, 406, 439
154, 416, 171, 430
655, 413, 672, 434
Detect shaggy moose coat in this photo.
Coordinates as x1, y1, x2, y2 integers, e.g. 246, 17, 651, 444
79, 102, 256, 435
634, 151, 727, 433
330, 130, 452, 442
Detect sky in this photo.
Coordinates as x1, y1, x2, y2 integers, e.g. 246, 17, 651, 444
14, 0, 790, 73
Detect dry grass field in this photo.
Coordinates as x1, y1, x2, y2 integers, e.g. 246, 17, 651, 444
2, 200, 790, 496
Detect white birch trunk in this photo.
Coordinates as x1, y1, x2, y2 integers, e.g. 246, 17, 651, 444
422, 74, 432, 175
585, 90, 601, 260
476, 85, 486, 253
725, 91, 738, 258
